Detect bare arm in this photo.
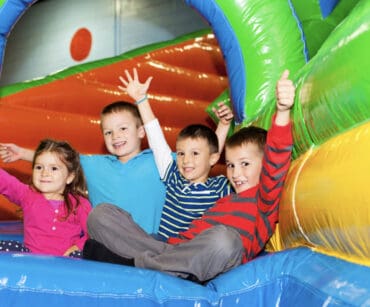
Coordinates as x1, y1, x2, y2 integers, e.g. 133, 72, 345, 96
0, 143, 34, 163
118, 68, 172, 178
213, 102, 234, 153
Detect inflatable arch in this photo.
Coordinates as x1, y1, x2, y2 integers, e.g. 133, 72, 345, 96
0, 0, 369, 306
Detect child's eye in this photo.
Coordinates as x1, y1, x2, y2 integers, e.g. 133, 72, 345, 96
34, 165, 42, 170
241, 162, 250, 167
226, 163, 234, 169
176, 152, 184, 157
104, 131, 112, 136
51, 166, 59, 171
192, 151, 200, 156
120, 127, 127, 131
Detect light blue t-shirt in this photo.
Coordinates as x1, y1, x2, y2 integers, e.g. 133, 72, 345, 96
80, 149, 166, 234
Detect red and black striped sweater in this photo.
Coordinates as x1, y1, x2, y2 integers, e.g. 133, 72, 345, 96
168, 119, 293, 263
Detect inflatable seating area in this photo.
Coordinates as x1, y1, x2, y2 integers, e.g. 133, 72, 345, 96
0, 221, 368, 306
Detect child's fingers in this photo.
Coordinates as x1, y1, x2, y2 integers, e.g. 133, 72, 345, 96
280, 69, 290, 80
124, 69, 133, 82
214, 104, 233, 120
144, 76, 153, 88
277, 89, 295, 109
0, 143, 14, 153
216, 104, 231, 114
133, 68, 138, 81
119, 76, 128, 86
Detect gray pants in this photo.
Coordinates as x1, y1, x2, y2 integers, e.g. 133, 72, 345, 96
87, 203, 244, 281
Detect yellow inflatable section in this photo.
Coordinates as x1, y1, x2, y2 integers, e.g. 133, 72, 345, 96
264, 0, 370, 267
270, 121, 370, 266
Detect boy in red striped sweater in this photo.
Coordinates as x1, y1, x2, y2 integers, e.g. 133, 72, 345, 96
84, 69, 295, 283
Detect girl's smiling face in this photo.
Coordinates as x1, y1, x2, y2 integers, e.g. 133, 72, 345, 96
32, 151, 75, 200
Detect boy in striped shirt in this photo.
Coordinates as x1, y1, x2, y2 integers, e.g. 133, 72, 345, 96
118, 68, 234, 240
84, 69, 294, 283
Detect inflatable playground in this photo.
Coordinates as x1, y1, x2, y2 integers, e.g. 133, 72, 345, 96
0, 0, 369, 305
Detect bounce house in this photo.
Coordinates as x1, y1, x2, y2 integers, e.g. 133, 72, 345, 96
0, 0, 369, 306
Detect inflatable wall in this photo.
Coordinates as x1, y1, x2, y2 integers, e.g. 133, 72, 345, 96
0, 0, 369, 306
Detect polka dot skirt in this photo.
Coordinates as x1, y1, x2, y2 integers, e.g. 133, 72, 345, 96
0, 240, 30, 252
0, 240, 83, 258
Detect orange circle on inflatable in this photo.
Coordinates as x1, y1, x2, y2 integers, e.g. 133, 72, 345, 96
70, 28, 92, 61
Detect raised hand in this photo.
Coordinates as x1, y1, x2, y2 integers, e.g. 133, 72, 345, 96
276, 69, 295, 112
212, 102, 234, 126
118, 68, 153, 102
0, 143, 23, 163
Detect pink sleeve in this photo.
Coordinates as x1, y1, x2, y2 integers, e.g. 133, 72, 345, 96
0, 168, 29, 207
73, 197, 92, 250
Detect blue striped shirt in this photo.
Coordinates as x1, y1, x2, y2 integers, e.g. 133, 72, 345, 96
157, 160, 231, 239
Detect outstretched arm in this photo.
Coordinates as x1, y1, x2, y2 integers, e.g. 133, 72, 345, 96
250, 70, 295, 260
0, 143, 34, 163
213, 102, 234, 153
274, 69, 295, 125
259, 69, 295, 208
118, 68, 172, 178
118, 68, 155, 125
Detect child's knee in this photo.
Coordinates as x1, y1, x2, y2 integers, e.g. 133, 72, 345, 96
208, 225, 243, 256
87, 203, 112, 232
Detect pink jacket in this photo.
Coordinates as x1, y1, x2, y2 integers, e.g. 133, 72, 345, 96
0, 168, 91, 256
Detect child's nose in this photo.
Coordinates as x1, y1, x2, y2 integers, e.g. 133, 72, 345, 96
111, 131, 121, 140
41, 168, 50, 176
182, 154, 191, 164
232, 166, 241, 178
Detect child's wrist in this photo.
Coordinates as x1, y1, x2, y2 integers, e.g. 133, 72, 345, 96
135, 95, 148, 105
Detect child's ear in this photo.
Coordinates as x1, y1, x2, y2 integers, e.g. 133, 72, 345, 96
66, 173, 75, 185
138, 125, 146, 139
209, 152, 220, 166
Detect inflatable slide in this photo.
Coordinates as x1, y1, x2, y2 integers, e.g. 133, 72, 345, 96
0, 0, 369, 306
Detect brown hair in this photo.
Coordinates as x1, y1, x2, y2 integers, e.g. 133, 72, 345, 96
177, 124, 219, 154
100, 101, 143, 126
226, 126, 267, 153
32, 139, 87, 218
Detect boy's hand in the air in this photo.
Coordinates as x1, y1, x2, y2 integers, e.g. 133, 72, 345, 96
212, 102, 234, 126
118, 68, 153, 102
276, 69, 295, 112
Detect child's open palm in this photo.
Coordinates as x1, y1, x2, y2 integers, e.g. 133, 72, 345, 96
0, 143, 23, 163
118, 68, 153, 102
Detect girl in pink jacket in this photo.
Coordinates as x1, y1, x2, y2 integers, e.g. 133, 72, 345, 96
0, 139, 91, 257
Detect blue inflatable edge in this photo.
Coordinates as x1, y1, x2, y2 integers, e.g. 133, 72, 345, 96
185, 0, 246, 124
1, 221, 369, 306
0, 0, 36, 76
185, 0, 309, 124
288, 0, 310, 62
319, 0, 340, 18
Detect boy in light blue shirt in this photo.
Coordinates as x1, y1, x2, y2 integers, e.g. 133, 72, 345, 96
0, 102, 166, 234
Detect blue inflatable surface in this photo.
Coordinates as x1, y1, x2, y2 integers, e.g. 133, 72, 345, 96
1, 0, 370, 306
0, 238, 369, 306
1, 221, 369, 306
